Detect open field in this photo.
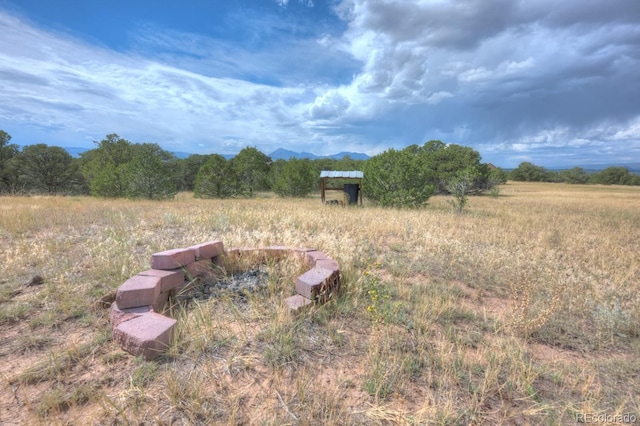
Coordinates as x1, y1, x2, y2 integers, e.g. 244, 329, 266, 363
1, 182, 639, 425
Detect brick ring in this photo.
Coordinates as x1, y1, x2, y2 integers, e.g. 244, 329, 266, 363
110, 241, 341, 360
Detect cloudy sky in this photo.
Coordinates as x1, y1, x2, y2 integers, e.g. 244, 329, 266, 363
1, 0, 639, 167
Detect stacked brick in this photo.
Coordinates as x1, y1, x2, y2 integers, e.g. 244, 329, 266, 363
110, 241, 340, 360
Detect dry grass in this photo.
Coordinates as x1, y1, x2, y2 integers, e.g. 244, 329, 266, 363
1, 182, 639, 424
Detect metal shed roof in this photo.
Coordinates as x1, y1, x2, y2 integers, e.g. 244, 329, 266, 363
319, 171, 363, 179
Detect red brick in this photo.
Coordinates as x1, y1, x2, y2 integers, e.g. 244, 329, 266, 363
264, 246, 294, 260
138, 269, 185, 292
151, 248, 196, 270
116, 275, 161, 309
113, 312, 177, 360
110, 302, 152, 327
315, 258, 340, 272
189, 240, 223, 260
291, 248, 315, 262
224, 247, 255, 256
224, 247, 241, 256
153, 290, 171, 313
223, 247, 257, 265
185, 259, 213, 277
305, 250, 329, 266
295, 267, 336, 301
283, 295, 312, 312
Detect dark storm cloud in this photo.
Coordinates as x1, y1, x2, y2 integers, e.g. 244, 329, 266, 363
325, 0, 640, 166
1, 1, 639, 166
358, 0, 520, 49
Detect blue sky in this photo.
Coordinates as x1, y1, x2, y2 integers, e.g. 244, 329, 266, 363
1, 0, 639, 168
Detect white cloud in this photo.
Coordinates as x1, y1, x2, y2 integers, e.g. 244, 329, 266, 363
309, 90, 351, 120
0, 10, 321, 154
611, 118, 640, 141
325, 0, 640, 165
1, 1, 639, 167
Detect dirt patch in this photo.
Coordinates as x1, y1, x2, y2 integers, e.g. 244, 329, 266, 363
451, 280, 512, 323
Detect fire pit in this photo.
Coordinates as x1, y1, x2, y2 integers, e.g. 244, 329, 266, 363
109, 242, 341, 359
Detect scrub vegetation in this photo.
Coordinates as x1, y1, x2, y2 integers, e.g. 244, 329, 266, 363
1, 181, 639, 424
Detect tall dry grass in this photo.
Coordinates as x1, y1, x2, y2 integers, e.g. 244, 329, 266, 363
0, 182, 639, 424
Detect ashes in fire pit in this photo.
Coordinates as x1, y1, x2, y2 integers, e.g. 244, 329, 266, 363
183, 265, 270, 302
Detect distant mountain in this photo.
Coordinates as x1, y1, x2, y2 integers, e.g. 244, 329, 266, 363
268, 148, 318, 160
328, 151, 371, 160
268, 148, 370, 161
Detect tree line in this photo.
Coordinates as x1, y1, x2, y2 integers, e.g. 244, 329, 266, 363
509, 161, 640, 185
0, 131, 361, 198
2, 130, 636, 204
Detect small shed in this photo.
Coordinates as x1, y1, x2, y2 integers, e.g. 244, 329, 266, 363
319, 171, 363, 205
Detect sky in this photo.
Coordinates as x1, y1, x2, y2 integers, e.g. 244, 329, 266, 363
1, 0, 639, 168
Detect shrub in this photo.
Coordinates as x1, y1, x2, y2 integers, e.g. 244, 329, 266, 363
590, 166, 640, 185
271, 158, 316, 197
447, 168, 477, 213
123, 143, 178, 200
231, 147, 271, 196
510, 162, 549, 182
559, 167, 590, 184
363, 148, 435, 208
194, 154, 238, 198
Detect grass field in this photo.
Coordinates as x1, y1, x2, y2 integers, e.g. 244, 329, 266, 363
1, 182, 639, 425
